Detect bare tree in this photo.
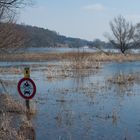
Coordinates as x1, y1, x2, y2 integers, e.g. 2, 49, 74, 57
106, 15, 135, 54
133, 23, 140, 48
0, 0, 32, 53
0, 0, 32, 22
0, 22, 27, 53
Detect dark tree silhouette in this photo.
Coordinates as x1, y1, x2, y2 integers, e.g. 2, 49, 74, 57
107, 15, 135, 54
0, 0, 32, 22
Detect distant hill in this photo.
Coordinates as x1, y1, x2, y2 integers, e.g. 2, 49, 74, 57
17, 24, 89, 48
16, 24, 110, 49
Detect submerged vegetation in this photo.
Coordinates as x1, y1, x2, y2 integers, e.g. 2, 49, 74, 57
108, 72, 140, 85
46, 54, 101, 79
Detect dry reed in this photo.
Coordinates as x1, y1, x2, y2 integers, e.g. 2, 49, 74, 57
0, 52, 140, 62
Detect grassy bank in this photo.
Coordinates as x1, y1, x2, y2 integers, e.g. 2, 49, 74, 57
0, 94, 36, 140
0, 52, 140, 62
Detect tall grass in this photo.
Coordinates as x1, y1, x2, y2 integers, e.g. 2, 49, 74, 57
0, 51, 140, 61
0, 94, 36, 140
46, 51, 102, 79
108, 72, 140, 85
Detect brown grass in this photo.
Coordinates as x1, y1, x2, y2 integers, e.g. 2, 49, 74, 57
0, 52, 140, 62
0, 94, 36, 140
0, 94, 26, 114
0, 67, 22, 74
108, 72, 140, 85
44, 52, 102, 79
46, 59, 100, 79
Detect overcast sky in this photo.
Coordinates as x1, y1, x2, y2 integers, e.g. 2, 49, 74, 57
19, 0, 140, 41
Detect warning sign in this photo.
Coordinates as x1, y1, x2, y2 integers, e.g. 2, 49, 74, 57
17, 78, 36, 100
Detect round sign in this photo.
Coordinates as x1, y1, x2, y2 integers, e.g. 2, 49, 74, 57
17, 78, 36, 100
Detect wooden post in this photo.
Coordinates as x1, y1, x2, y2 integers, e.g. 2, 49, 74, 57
24, 67, 30, 110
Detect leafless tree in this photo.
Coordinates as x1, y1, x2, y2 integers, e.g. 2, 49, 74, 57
106, 15, 135, 54
133, 23, 140, 47
0, 22, 27, 53
0, 0, 32, 53
0, 0, 32, 22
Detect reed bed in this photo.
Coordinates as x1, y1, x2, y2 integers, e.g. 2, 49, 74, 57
108, 72, 140, 85
0, 52, 140, 62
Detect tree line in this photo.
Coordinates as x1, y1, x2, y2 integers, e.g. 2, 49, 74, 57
17, 24, 90, 49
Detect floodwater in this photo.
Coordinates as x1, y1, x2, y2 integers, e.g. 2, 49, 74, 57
20, 47, 140, 54
19, 47, 107, 53
0, 61, 140, 140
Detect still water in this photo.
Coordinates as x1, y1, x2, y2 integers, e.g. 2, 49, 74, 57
20, 47, 101, 53
0, 61, 140, 140
20, 47, 140, 53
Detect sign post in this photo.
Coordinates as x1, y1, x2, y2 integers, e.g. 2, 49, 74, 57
17, 67, 36, 111
17, 67, 36, 139
24, 67, 30, 110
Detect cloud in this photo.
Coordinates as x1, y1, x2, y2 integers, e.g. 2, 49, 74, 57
83, 3, 106, 12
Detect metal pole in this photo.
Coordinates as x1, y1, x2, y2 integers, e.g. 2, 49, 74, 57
24, 67, 30, 110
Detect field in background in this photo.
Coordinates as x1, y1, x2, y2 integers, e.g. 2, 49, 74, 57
0, 51, 140, 62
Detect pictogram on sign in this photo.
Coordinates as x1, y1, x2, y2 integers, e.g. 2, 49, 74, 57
17, 78, 36, 100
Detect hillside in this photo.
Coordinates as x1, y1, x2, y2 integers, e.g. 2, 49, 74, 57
17, 24, 92, 48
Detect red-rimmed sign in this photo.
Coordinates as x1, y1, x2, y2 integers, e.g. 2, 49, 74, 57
17, 78, 36, 100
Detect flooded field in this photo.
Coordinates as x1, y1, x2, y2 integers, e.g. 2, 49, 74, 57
0, 61, 140, 140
